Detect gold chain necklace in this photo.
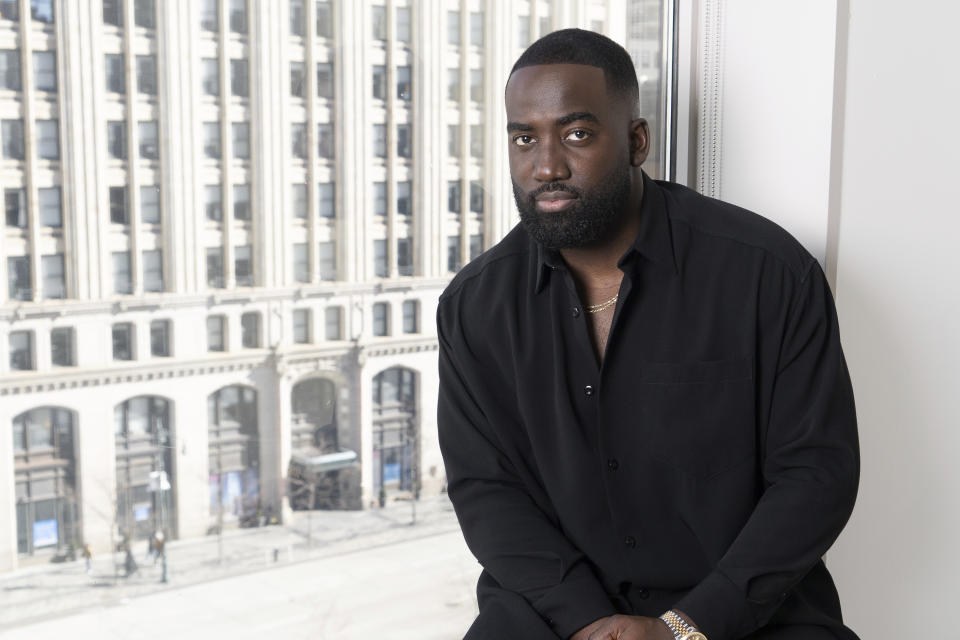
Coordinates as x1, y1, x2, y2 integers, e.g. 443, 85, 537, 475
585, 294, 618, 314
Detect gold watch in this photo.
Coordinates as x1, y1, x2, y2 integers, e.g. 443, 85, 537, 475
659, 610, 708, 640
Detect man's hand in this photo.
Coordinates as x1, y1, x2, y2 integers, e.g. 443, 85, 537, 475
569, 615, 674, 640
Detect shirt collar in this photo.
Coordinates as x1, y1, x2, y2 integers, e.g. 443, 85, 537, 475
533, 172, 678, 294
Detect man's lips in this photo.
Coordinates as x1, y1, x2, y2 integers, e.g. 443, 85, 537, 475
534, 191, 577, 212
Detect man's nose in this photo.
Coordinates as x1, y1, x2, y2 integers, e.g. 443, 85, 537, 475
533, 139, 571, 182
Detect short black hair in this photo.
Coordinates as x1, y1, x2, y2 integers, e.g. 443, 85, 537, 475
509, 28, 640, 112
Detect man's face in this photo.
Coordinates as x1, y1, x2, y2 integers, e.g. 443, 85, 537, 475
504, 64, 644, 250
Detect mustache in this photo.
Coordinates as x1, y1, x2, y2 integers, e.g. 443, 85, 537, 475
527, 183, 582, 200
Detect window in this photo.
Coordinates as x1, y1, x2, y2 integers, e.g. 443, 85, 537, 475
371, 5, 386, 41
206, 315, 225, 351
150, 320, 170, 357
105, 54, 125, 93
107, 120, 126, 159
324, 306, 341, 340
110, 186, 129, 224
139, 120, 159, 159
470, 180, 484, 214
200, 0, 219, 31
469, 233, 484, 261
447, 235, 462, 272
317, 61, 334, 98
397, 181, 411, 216
291, 122, 307, 159
143, 249, 163, 292
289, 0, 304, 37
372, 302, 389, 336
374, 239, 388, 278
397, 237, 413, 276
230, 0, 247, 33
518, 16, 530, 48
447, 11, 460, 45
539, 16, 551, 37
318, 122, 334, 159
316, 2, 332, 38
318, 241, 335, 280
318, 182, 334, 218
234, 184, 251, 220
230, 59, 248, 97
293, 309, 310, 344
396, 7, 411, 42
402, 300, 419, 333
293, 243, 309, 283
448, 124, 460, 158
447, 180, 461, 213
470, 69, 483, 102
103, 0, 123, 27
134, 0, 155, 29
112, 251, 132, 294
204, 184, 222, 221
33, 51, 56, 92
291, 184, 308, 219
2, 119, 24, 159
5, 189, 26, 227
37, 187, 61, 227
396, 65, 411, 101
51, 327, 74, 366
9, 331, 33, 371
136, 55, 157, 95
141, 185, 160, 224
373, 182, 387, 216
373, 124, 386, 158
206, 247, 224, 288
471, 124, 483, 158
235, 245, 253, 286
31, 0, 53, 23
397, 124, 411, 158
203, 122, 221, 158
41, 254, 65, 299
36, 120, 59, 159
447, 68, 459, 101
230, 122, 250, 160
0, 0, 16, 21
112, 323, 133, 360
372, 65, 386, 100
0, 50, 21, 91
7, 256, 30, 300
201, 58, 219, 96
470, 12, 484, 47
241, 312, 260, 348
290, 61, 305, 98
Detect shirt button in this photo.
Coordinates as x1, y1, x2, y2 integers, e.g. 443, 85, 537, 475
572, 306, 581, 317
624, 536, 636, 548
607, 458, 619, 471
584, 385, 594, 396
637, 587, 650, 600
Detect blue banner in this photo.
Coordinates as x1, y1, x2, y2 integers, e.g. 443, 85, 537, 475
33, 519, 58, 548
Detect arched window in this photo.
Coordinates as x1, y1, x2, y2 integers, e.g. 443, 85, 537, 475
291, 378, 337, 453
208, 385, 259, 524
12, 407, 79, 556
114, 396, 174, 541
371, 367, 418, 496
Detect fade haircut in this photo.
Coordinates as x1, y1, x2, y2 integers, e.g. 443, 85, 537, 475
509, 28, 640, 116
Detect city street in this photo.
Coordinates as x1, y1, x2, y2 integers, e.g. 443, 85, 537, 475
0, 496, 481, 639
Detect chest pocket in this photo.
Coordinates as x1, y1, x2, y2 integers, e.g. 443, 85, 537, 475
632, 358, 755, 478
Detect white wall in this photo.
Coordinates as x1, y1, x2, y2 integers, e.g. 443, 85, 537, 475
827, 1, 960, 636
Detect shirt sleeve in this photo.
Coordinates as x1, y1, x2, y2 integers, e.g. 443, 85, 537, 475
437, 301, 618, 639
673, 261, 860, 639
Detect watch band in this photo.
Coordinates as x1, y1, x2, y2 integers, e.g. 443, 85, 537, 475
659, 610, 707, 640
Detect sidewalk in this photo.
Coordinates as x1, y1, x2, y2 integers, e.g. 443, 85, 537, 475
0, 494, 463, 631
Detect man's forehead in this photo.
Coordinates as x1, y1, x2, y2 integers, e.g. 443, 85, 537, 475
505, 63, 609, 112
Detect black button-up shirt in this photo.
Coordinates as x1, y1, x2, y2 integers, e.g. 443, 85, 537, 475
437, 175, 859, 640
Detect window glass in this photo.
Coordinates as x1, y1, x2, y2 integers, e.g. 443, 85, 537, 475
1, 119, 24, 159
38, 187, 61, 227
235, 245, 253, 286
103, 0, 123, 27
231, 59, 248, 97
205, 184, 222, 221
371, 6, 386, 41
318, 182, 335, 218
9, 331, 33, 370
317, 61, 334, 99
402, 300, 418, 333
201, 0, 219, 31
5, 189, 26, 227
324, 306, 341, 340
234, 184, 251, 220
41, 254, 65, 299
202, 59, 219, 95
318, 241, 335, 280
289, 0, 305, 37
293, 309, 310, 344
0, 50, 21, 91
137, 55, 157, 95
143, 249, 163, 292
372, 65, 386, 100
292, 184, 308, 219
232, 122, 250, 158
206, 247, 224, 288
372, 302, 389, 336
150, 320, 170, 357
447, 11, 460, 45
447, 235, 461, 272
397, 237, 413, 276
396, 7, 411, 43
112, 323, 133, 360
291, 122, 307, 158
397, 181, 411, 216
470, 12, 484, 47
241, 312, 260, 348
36, 120, 59, 159
317, 122, 334, 158
293, 243, 309, 283
139, 120, 159, 159
204, 122, 222, 158
230, 0, 247, 34
134, 0, 155, 29
396, 65, 411, 101
7, 256, 30, 300
107, 120, 126, 158
316, 2, 332, 38
51, 327, 74, 366
112, 251, 132, 294
206, 315, 225, 351
290, 61, 305, 97
374, 239, 388, 278
33, 51, 56, 92
141, 185, 161, 224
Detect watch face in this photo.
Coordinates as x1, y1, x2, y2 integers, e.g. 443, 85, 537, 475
681, 634, 707, 640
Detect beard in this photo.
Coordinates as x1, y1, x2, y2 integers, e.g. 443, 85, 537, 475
513, 164, 632, 251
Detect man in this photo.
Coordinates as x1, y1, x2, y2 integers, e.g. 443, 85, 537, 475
437, 29, 859, 640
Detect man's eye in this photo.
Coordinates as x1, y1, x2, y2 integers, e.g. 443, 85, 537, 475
565, 129, 590, 141
513, 135, 534, 146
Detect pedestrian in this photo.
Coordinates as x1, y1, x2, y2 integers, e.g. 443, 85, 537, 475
152, 531, 164, 566
123, 539, 138, 577
82, 542, 93, 574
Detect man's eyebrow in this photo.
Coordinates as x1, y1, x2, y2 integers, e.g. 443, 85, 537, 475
557, 111, 600, 126
506, 122, 533, 133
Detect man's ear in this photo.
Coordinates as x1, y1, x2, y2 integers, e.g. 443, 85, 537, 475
629, 118, 650, 167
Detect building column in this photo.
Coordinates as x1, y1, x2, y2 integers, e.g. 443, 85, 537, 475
172, 391, 210, 540
78, 400, 118, 555
0, 409, 16, 572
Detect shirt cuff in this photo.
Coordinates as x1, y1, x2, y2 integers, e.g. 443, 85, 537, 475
672, 570, 756, 640
533, 560, 618, 640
